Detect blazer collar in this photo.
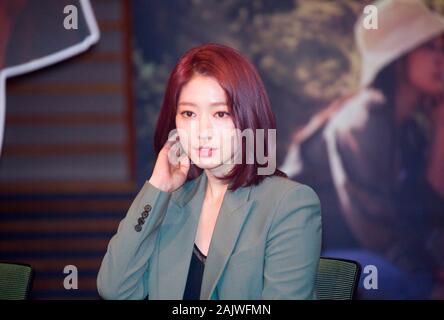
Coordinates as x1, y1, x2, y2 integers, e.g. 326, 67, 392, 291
171, 172, 253, 212
163, 172, 256, 299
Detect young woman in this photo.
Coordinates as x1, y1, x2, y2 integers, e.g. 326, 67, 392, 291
97, 43, 322, 300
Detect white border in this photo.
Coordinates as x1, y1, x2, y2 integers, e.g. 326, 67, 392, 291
0, 0, 100, 155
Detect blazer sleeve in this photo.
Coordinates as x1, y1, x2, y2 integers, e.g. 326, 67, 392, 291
97, 181, 171, 299
262, 184, 322, 299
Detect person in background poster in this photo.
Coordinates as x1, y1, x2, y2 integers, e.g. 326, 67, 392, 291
280, 0, 444, 299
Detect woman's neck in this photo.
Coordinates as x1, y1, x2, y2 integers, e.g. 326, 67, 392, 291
204, 164, 233, 201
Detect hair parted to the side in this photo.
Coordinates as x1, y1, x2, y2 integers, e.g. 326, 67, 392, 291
153, 43, 286, 191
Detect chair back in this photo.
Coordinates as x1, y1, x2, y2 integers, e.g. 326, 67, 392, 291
316, 257, 361, 300
0, 262, 34, 300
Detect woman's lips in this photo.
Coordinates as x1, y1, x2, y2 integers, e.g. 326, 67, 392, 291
195, 147, 216, 157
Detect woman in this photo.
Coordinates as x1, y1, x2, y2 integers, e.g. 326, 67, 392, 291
97, 43, 322, 300
280, 0, 444, 298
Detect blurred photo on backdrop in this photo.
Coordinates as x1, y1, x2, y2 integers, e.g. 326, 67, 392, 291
281, 0, 444, 299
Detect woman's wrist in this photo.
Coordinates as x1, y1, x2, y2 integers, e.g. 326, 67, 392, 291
148, 176, 172, 193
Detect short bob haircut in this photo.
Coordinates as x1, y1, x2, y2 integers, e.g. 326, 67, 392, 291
154, 43, 286, 191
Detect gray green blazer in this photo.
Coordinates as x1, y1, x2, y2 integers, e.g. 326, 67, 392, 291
97, 173, 322, 300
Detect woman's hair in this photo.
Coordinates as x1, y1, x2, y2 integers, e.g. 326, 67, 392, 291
369, 58, 399, 106
153, 43, 286, 190
370, 33, 444, 104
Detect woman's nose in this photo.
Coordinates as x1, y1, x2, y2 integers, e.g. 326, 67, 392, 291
198, 115, 213, 141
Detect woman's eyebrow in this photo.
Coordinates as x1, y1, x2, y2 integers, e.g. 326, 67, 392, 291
177, 101, 227, 107
177, 101, 196, 107
209, 102, 228, 107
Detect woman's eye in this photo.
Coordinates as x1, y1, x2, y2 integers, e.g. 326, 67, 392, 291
181, 111, 195, 118
215, 111, 230, 118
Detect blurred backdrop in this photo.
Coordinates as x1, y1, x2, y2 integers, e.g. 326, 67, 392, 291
0, 0, 443, 299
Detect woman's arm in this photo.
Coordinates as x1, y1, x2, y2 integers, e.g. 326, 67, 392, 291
262, 184, 322, 299
97, 181, 171, 299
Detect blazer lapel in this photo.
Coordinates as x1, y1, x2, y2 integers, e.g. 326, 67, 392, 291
199, 180, 255, 300
157, 172, 255, 300
157, 173, 207, 299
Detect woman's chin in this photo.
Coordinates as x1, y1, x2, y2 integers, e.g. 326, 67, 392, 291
192, 159, 223, 170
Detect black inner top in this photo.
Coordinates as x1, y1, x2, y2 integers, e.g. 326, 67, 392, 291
183, 243, 207, 300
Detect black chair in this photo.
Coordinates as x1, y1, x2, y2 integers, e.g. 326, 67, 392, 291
315, 257, 361, 300
0, 262, 34, 300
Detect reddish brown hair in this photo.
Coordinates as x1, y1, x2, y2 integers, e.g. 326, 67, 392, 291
153, 43, 286, 190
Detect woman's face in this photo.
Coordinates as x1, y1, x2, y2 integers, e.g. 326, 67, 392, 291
406, 35, 444, 95
176, 74, 238, 173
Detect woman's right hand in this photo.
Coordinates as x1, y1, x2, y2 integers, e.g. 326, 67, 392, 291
148, 136, 190, 193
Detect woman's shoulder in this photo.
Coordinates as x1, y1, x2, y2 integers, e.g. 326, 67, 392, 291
250, 176, 321, 230
327, 88, 390, 135
251, 175, 320, 206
